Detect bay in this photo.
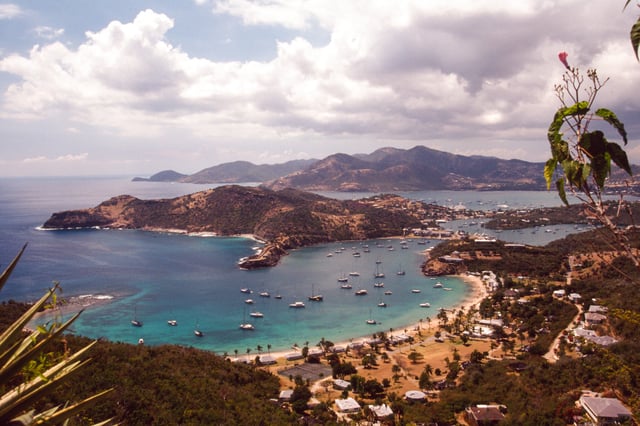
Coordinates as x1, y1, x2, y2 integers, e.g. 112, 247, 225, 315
0, 176, 579, 355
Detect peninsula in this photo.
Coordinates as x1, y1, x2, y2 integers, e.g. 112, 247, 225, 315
42, 185, 456, 268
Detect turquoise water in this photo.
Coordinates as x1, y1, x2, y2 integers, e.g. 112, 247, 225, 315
0, 176, 578, 355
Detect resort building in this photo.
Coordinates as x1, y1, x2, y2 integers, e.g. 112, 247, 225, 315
464, 404, 506, 425
335, 397, 361, 413
578, 395, 632, 425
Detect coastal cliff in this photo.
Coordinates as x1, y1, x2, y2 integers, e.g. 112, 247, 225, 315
43, 185, 442, 268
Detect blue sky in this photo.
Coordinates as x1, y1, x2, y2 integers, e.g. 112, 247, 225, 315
0, 1, 639, 177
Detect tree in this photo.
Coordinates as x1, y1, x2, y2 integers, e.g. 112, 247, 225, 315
545, 58, 635, 265
290, 384, 311, 414
407, 350, 423, 364
624, 0, 640, 60
0, 244, 113, 424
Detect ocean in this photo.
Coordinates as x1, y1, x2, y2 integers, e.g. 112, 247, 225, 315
0, 176, 580, 355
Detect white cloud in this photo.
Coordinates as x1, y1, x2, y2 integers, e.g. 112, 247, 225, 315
1, 1, 639, 177
33, 26, 64, 40
0, 3, 22, 20
23, 153, 88, 163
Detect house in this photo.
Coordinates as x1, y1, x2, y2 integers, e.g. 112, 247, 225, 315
553, 289, 566, 298
588, 305, 608, 314
568, 293, 582, 302
258, 354, 277, 365
405, 390, 426, 402
285, 352, 304, 361
335, 397, 361, 413
279, 389, 293, 402
579, 395, 632, 425
368, 404, 393, 420
465, 404, 506, 425
333, 379, 351, 391
584, 312, 607, 326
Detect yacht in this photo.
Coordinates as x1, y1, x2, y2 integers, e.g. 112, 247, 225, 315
239, 323, 255, 330
355, 289, 368, 296
194, 329, 204, 337
411, 289, 421, 293
433, 282, 444, 288
420, 302, 431, 308
289, 301, 306, 308
249, 311, 264, 318
167, 319, 178, 326
373, 282, 384, 288
340, 283, 353, 289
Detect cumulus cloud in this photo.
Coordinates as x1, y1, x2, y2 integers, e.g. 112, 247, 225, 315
0, 1, 638, 167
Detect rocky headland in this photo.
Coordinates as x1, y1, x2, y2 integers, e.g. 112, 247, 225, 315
42, 185, 456, 269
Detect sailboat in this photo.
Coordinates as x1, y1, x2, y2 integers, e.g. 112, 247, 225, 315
396, 264, 406, 276
374, 262, 385, 278
194, 320, 204, 337
308, 283, 323, 301
366, 309, 376, 325
240, 307, 255, 330
131, 306, 143, 327
337, 273, 348, 283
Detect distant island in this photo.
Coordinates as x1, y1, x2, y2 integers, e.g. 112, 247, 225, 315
133, 145, 550, 191
42, 185, 459, 269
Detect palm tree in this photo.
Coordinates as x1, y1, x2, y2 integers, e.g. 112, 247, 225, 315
0, 244, 114, 424
267, 344, 272, 354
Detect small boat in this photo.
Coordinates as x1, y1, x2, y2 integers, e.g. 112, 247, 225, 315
194, 329, 204, 337
411, 289, 421, 293
433, 282, 444, 288
131, 307, 143, 327
274, 294, 283, 299
378, 301, 387, 307
443, 287, 453, 291
374, 282, 384, 288
340, 283, 353, 289
352, 252, 361, 257
355, 289, 368, 296
249, 311, 264, 318
374, 263, 385, 278
349, 272, 360, 277
244, 299, 254, 304
366, 309, 376, 324
308, 284, 323, 302
326, 253, 333, 257
239, 323, 255, 330
420, 302, 431, 308
167, 319, 178, 326
240, 288, 252, 294
289, 301, 306, 308
259, 291, 270, 297
384, 290, 392, 295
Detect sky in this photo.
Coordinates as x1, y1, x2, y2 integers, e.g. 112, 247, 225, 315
0, 1, 639, 177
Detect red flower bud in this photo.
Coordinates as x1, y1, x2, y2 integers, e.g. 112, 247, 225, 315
558, 51, 570, 70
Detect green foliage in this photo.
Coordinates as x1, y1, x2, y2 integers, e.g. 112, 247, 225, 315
0, 245, 114, 425
624, 0, 640, 60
